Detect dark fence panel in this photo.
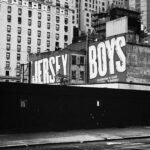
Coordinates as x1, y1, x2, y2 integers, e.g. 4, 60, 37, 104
0, 82, 150, 132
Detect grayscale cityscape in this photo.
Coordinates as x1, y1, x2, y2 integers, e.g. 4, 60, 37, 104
1, 0, 150, 149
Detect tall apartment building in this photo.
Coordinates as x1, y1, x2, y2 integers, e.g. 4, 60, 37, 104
0, 0, 74, 82
73, 0, 128, 35
129, 0, 150, 31
108, 0, 128, 8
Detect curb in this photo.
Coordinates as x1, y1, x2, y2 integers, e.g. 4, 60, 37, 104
1, 135, 150, 148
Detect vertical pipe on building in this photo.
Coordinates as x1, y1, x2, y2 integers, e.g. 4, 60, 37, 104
28, 62, 31, 84
86, 33, 89, 84
21, 64, 24, 83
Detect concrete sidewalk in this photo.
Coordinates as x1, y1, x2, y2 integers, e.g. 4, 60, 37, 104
0, 127, 150, 148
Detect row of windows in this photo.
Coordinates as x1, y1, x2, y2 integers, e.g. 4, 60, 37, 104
56, 7, 69, 16
7, 16, 51, 29
5, 55, 21, 71
6, 39, 51, 50
7, 15, 68, 27
56, 16, 68, 24
56, 34, 68, 41
84, 0, 98, 4
8, 5, 69, 18
6, 46, 21, 60
56, 24, 68, 32
72, 55, 85, 65
28, 10, 51, 21
6, 53, 21, 61
72, 71, 85, 80
7, 2, 51, 11
56, 0, 69, 8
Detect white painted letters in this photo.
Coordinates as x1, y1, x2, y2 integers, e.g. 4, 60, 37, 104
89, 45, 97, 79
32, 54, 68, 84
89, 36, 126, 79
97, 42, 107, 76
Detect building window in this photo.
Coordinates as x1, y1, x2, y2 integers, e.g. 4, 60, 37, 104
18, 0, 22, 5
65, 2, 68, 8
56, 7, 60, 14
18, 17, 22, 24
55, 42, 59, 48
56, 33, 59, 40
7, 25, 11, 32
56, 0, 60, 6
64, 43, 68, 48
7, 6, 11, 13
47, 14, 50, 21
38, 3, 41, 9
47, 40, 50, 47
72, 55, 76, 65
38, 21, 41, 28
17, 36, 21, 43
37, 39, 41, 46
47, 32, 50, 39
64, 35, 68, 41
37, 30, 41, 37
28, 19, 32, 26
80, 56, 84, 65
64, 18, 68, 24
18, 27, 21, 34
72, 71, 76, 80
18, 8, 22, 15
7, 34, 11, 42
47, 23, 50, 29
6, 43, 11, 51
86, 18, 89, 22
27, 37, 31, 44
88, 29, 91, 34
16, 72, 20, 78
6, 52, 10, 60
17, 53, 21, 61
17, 62, 20, 68
47, 6, 50, 11
29, 1, 32, 7
28, 29, 31, 36
64, 26, 68, 32
56, 24, 59, 31
37, 47, 40, 53
80, 71, 84, 80
38, 12, 42, 19
65, 9, 68, 15
28, 10, 32, 17
8, 0, 12, 3
6, 61, 10, 68
7, 15, 11, 22
27, 46, 31, 53
5, 70, 9, 76
56, 16, 60, 23
17, 45, 21, 52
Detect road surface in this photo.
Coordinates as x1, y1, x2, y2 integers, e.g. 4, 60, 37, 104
2, 138, 150, 150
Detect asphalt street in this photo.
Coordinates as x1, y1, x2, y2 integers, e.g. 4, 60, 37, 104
2, 138, 150, 150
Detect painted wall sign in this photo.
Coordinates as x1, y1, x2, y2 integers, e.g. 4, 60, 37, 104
31, 54, 68, 84
89, 36, 127, 83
